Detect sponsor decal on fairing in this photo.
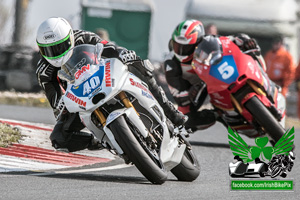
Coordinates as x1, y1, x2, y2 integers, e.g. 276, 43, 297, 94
66, 92, 87, 108
105, 61, 112, 87
129, 78, 154, 99
75, 64, 90, 79
70, 65, 105, 97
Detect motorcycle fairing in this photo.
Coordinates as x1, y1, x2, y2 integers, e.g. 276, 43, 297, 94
64, 57, 186, 171
193, 37, 285, 131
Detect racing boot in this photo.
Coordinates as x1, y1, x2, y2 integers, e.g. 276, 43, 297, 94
149, 82, 188, 126
184, 109, 217, 132
50, 120, 104, 152
87, 135, 104, 150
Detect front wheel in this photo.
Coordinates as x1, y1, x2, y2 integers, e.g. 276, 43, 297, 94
244, 96, 286, 144
271, 165, 283, 178
109, 116, 168, 184
171, 136, 200, 181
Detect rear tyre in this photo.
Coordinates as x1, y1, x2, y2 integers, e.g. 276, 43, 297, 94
109, 116, 168, 184
171, 137, 200, 181
244, 96, 286, 144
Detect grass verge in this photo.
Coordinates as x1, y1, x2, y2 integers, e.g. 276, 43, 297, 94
0, 91, 50, 107
0, 123, 22, 147
0, 96, 49, 107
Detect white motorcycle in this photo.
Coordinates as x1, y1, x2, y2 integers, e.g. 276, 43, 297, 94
58, 44, 200, 184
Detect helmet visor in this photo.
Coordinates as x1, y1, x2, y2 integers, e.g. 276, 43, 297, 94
172, 40, 196, 56
37, 32, 72, 60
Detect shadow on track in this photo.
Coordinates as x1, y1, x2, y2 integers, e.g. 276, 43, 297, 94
189, 141, 230, 149
31, 172, 153, 185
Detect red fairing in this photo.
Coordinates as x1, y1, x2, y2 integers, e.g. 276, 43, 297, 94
192, 36, 277, 126
194, 37, 263, 93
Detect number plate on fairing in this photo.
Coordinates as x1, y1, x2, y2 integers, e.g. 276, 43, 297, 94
209, 55, 239, 84
71, 65, 105, 98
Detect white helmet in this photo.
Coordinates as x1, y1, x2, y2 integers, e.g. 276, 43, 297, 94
36, 17, 74, 67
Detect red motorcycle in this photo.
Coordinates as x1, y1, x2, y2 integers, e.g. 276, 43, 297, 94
192, 36, 286, 144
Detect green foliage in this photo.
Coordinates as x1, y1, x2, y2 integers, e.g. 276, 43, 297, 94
0, 97, 50, 107
0, 123, 22, 147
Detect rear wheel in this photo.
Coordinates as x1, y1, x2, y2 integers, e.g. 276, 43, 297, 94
109, 116, 168, 184
244, 96, 285, 144
171, 136, 200, 181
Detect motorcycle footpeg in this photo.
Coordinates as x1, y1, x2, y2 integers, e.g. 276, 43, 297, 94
183, 128, 193, 138
186, 128, 195, 136
122, 155, 132, 164
174, 126, 192, 138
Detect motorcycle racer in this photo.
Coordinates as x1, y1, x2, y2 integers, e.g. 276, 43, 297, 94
193, 35, 284, 139
36, 17, 186, 152
164, 19, 262, 131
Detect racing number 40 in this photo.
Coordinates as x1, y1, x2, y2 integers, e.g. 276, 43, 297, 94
218, 62, 234, 80
83, 76, 101, 95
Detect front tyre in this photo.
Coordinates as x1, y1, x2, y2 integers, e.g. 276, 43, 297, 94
109, 116, 168, 184
244, 96, 286, 144
171, 136, 200, 181
271, 166, 282, 178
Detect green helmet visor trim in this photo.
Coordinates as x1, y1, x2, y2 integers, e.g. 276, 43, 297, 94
37, 32, 72, 60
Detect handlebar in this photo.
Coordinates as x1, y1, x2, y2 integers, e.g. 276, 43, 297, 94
242, 48, 260, 54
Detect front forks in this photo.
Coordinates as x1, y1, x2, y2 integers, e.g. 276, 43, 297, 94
230, 80, 267, 115
93, 91, 137, 126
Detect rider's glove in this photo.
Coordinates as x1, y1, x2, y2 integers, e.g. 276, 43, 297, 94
119, 49, 137, 64
234, 34, 260, 54
243, 38, 258, 51
54, 97, 67, 120
188, 82, 206, 105
173, 90, 191, 107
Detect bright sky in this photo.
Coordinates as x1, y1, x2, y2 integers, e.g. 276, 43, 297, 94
0, 0, 186, 61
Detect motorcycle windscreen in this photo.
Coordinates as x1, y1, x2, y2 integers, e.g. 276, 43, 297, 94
59, 44, 100, 83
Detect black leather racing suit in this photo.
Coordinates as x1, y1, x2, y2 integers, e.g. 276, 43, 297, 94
36, 30, 132, 152
164, 53, 216, 131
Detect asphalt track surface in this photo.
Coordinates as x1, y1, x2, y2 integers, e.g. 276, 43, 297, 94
0, 104, 299, 200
